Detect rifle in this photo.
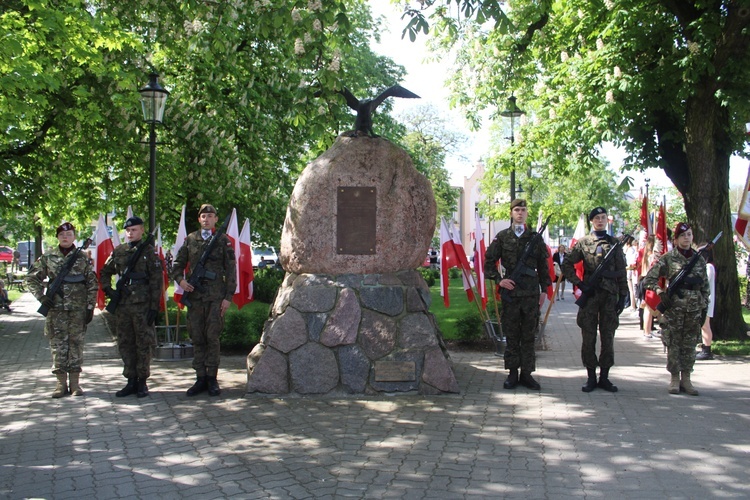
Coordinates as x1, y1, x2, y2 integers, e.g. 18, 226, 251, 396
105, 230, 156, 313
38, 237, 93, 317
500, 215, 551, 304
574, 234, 626, 308
656, 231, 721, 313
180, 214, 231, 308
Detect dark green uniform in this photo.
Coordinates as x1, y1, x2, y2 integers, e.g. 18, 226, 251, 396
643, 248, 709, 375
484, 226, 551, 373
27, 247, 98, 375
562, 232, 628, 371
100, 241, 163, 380
169, 230, 236, 377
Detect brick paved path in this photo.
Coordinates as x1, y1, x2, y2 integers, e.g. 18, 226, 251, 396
0, 292, 748, 499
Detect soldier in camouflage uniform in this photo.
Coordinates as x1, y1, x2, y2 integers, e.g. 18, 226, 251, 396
484, 199, 551, 390
562, 207, 628, 393
100, 217, 163, 398
27, 222, 98, 398
643, 223, 709, 396
170, 204, 236, 397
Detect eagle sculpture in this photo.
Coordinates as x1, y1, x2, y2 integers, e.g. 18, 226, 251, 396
338, 84, 420, 137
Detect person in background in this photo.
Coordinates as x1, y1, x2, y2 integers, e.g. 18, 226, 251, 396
637, 236, 657, 339
26, 222, 98, 398
552, 244, 567, 300
0, 279, 11, 312
643, 223, 709, 395
625, 236, 639, 313
696, 244, 715, 361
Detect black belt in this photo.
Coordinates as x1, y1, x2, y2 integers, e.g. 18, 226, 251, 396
62, 275, 85, 283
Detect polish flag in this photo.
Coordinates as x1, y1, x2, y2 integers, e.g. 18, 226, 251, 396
473, 212, 487, 309
640, 195, 652, 236
537, 212, 556, 301
734, 166, 750, 248
172, 205, 188, 308
451, 223, 475, 303
156, 225, 169, 312
571, 213, 586, 284
234, 218, 255, 308
654, 201, 668, 257
440, 217, 460, 307
94, 214, 114, 310
226, 209, 241, 294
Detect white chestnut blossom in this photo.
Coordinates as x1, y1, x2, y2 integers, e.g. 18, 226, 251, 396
614, 66, 622, 78
291, 8, 302, 23
561, 51, 569, 62
596, 38, 604, 51
294, 38, 305, 55
312, 19, 322, 31
606, 90, 615, 103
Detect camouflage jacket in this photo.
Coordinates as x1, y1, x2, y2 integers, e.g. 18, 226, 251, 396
562, 232, 628, 296
169, 230, 236, 302
26, 245, 98, 311
642, 248, 709, 313
100, 241, 163, 308
484, 226, 551, 298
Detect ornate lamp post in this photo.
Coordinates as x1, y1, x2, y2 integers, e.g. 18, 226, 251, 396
501, 95, 525, 202
138, 73, 169, 231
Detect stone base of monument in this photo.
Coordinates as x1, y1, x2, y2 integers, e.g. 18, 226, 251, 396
246, 270, 459, 396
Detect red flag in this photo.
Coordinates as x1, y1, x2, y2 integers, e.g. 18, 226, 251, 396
440, 218, 459, 307
654, 202, 668, 257
640, 195, 652, 236
94, 214, 114, 310
171, 205, 188, 309
234, 218, 255, 308
537, 212, 556, 301
474, 212, 487, 309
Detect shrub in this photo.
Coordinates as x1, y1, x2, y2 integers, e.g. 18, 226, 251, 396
419, 267, 436, 287
253, 267, 285, 303
449, 267, 461, 279
455, 312, 483, 341
221, 305, 268, 351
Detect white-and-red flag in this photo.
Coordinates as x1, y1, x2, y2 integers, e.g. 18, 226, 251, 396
172, 205, 188, 308
640, 195, 652, 236
226, 208, 241, 295
537, 212, 556, 301
451, 223, 475, 303
571, 213, 587, 293
234, 218, 255, 308
734, 166, 750, 249
94, 214, 114, 310
156, 225, 169, 312
473, 212, 487, 309
440, 217, 459, 307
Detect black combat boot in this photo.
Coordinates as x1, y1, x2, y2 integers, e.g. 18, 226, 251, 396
695, 345, 713, 360
116, 378, 138, 397
519, 371, 541, 390
137, 378, 149, 398
597, 367, 618, 392
186, 376, 208, 396
582, 368, 598, 392
503, 369, 519, 389
207, 376, 221, 396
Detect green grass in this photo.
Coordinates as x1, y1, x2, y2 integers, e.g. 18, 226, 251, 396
428, 277, 494, 339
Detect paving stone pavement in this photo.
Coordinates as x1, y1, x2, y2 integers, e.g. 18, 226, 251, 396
0, 292, 748, 499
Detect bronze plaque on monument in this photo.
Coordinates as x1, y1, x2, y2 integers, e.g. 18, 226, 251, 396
374, 361, 416, 382
337, 187, 376, 254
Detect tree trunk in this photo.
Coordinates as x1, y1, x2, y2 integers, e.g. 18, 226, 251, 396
679, 90, 746, 340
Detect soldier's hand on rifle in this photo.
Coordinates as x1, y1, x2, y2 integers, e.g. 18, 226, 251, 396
86, 308, 94, 324
498, 278, 516, 290
180, 279, 194, 293
576, 281, 593, 295
147, 309, 158, 326
657, 290, 671, 309
616, 294, 626, 315
40, 296, 54, 310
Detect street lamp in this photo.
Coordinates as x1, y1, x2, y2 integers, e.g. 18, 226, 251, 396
501, 95, 525, 202
138, 72, 169, 232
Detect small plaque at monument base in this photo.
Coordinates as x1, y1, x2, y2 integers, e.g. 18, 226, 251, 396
374, 361, 416, 382
337, 186, 376, 255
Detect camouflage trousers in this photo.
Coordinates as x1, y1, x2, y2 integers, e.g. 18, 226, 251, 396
45, 309, 86, 374
186, 300, 224, 377
501, 295, 540, 372
114, 304, 155, 379
660, 308, 701, 374
576, 291, 619, 370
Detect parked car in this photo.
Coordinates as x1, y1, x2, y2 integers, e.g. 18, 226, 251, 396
0, 246, 13, 263
16, 240, 38, 270
252, 247, 279, 268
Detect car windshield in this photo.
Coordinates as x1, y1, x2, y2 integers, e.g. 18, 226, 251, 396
256, 248, 275, 256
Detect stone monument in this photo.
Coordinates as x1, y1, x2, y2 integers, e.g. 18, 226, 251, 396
246, 134, 459, 395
